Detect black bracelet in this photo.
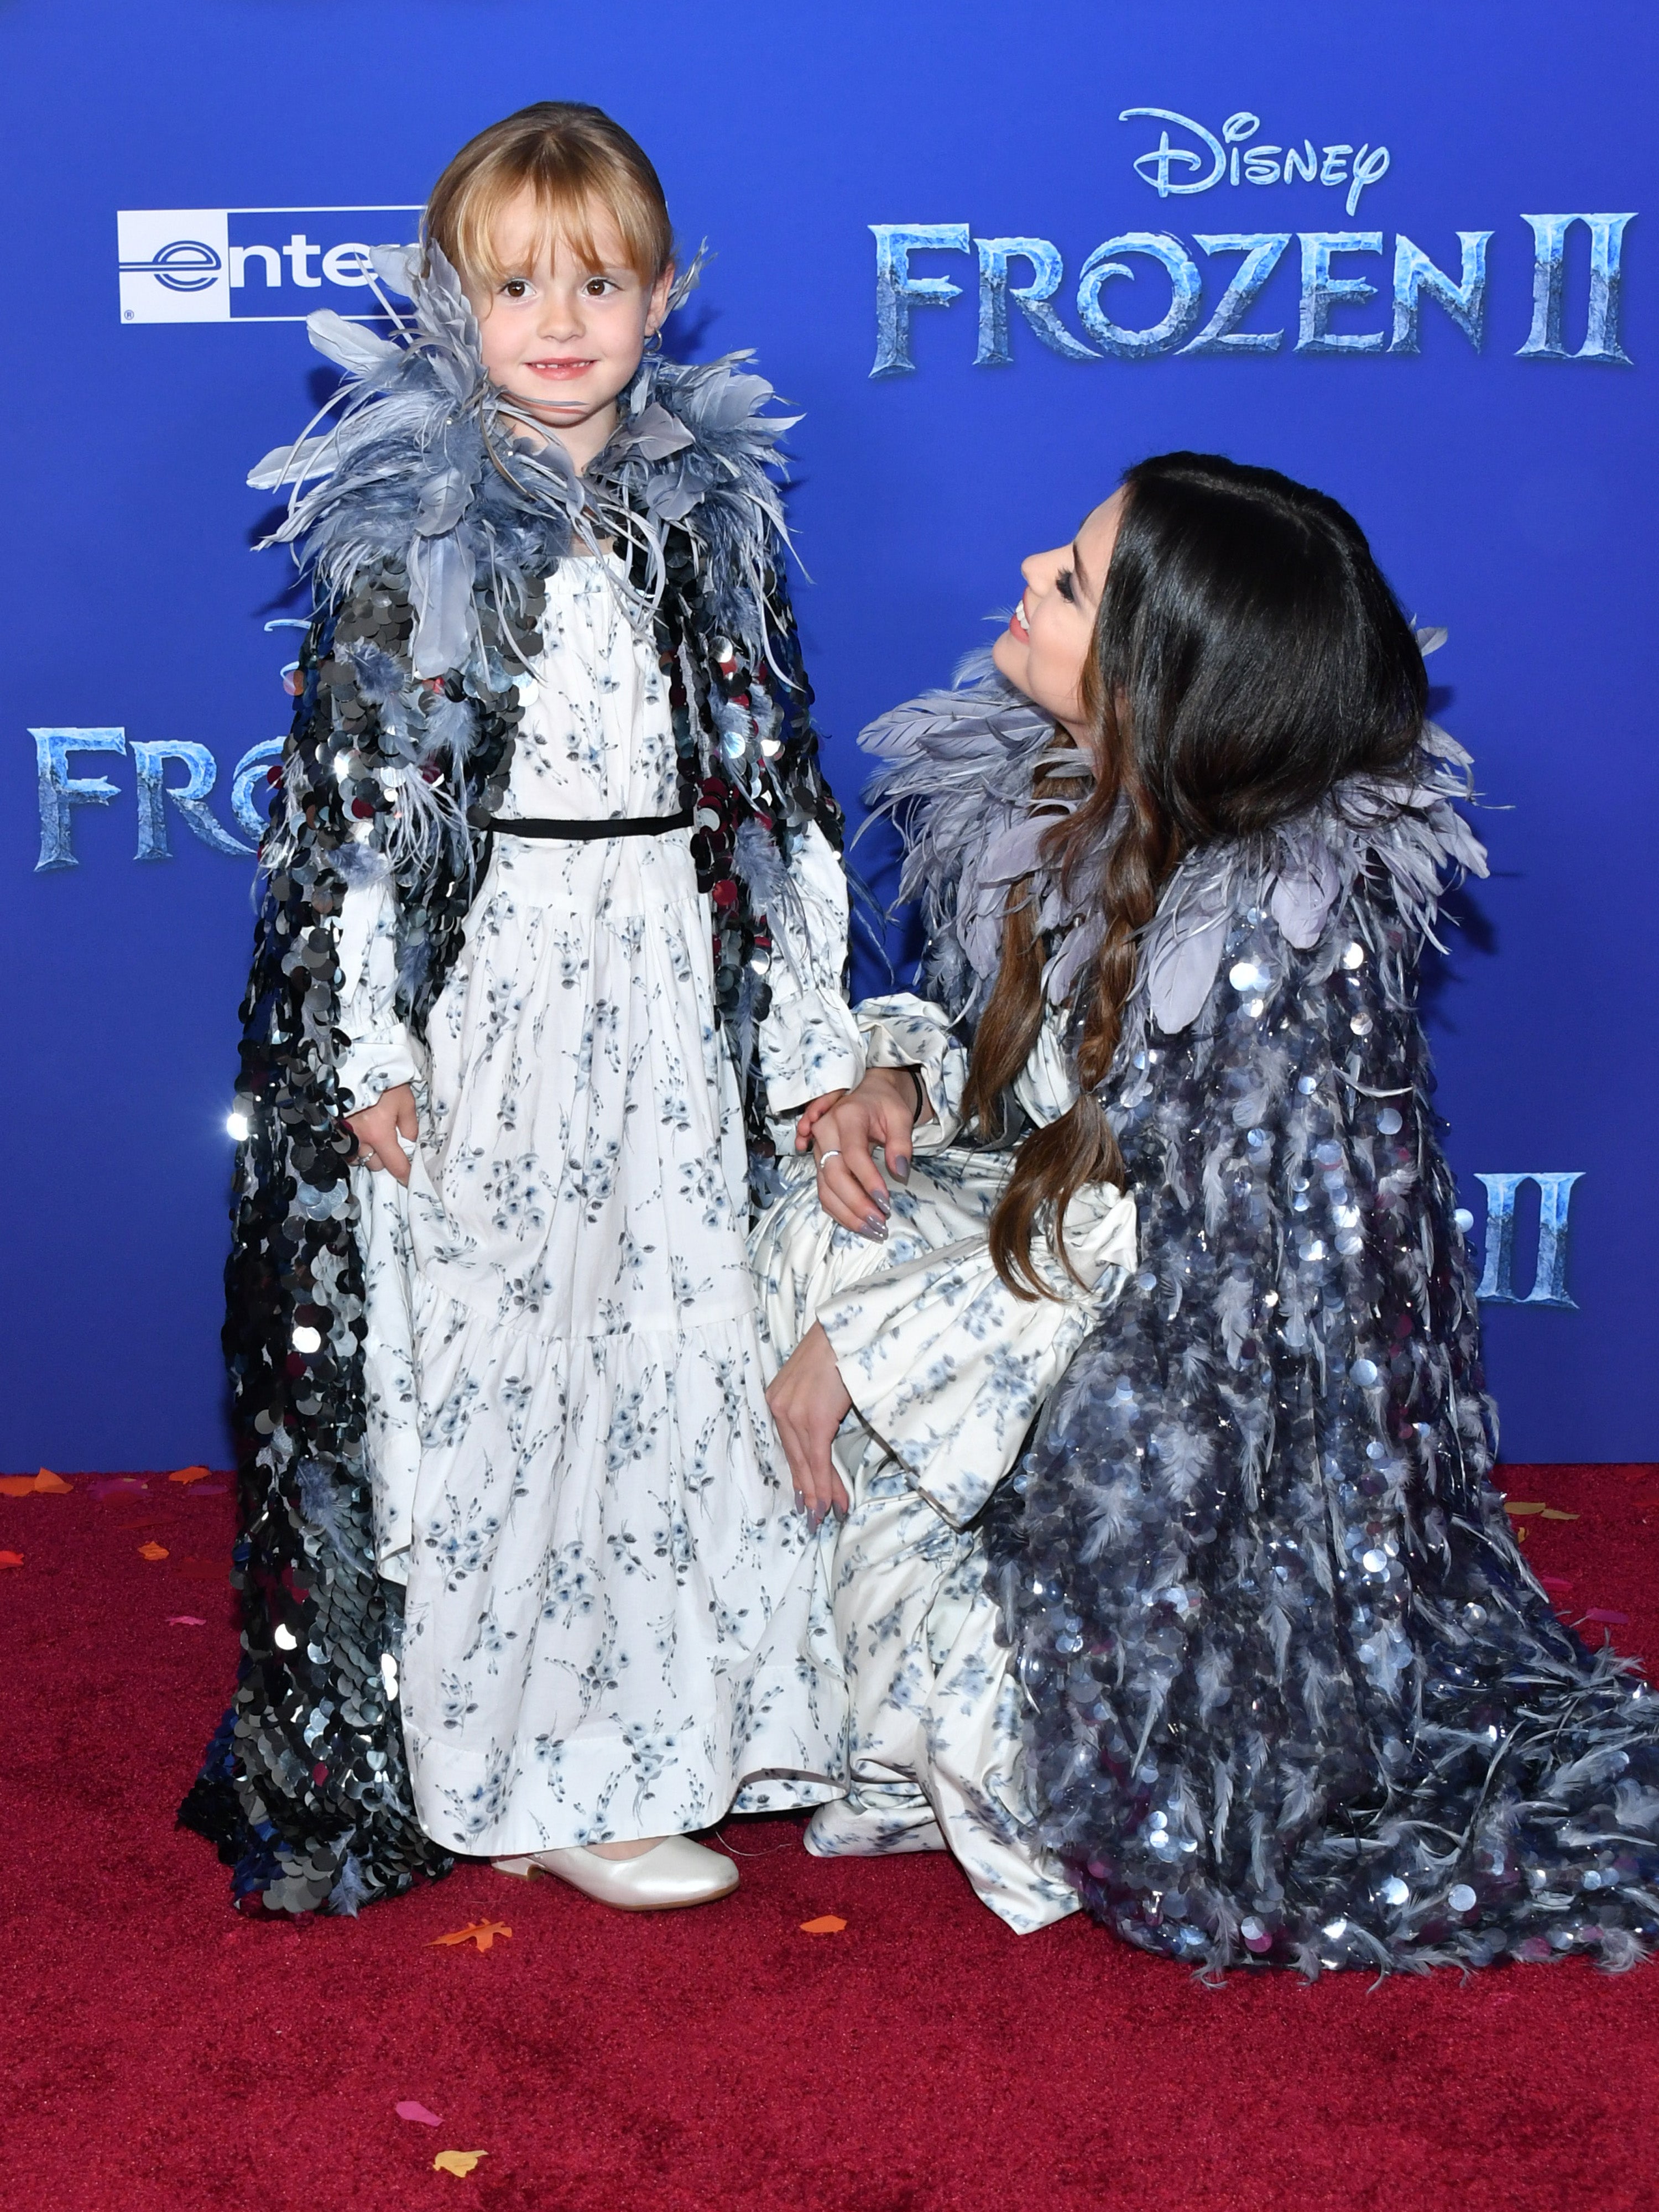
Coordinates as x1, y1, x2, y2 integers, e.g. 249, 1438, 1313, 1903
905, 1065, 927, 1121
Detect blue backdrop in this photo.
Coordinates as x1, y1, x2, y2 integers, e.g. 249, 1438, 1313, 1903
1, 0, 1651, 1469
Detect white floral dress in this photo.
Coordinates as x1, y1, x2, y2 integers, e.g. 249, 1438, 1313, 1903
334, 555, 859, 1857
750, 994, 1137, 1932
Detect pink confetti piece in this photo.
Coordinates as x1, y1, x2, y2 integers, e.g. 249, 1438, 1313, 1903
88, 1477, 149, 1499
1583, 1609, 1631, 1626
1538, 1576, 1575, 1594
166, 1615, 208, 1627
397, 2101, 442, 2127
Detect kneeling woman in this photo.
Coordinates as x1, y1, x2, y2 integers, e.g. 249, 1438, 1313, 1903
757, 452, 1659, 1970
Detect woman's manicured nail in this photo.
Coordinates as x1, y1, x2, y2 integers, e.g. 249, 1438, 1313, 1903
792, 1489, 805, 1513
860, 1216, 888, 1240
870, 1190, 892, 1218
890, 1155, 912, 1183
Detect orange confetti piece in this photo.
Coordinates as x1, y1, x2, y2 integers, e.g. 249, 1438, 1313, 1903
138, 1541, 170, 1562
168, 1465, 213, 1486
432, 2151, 487, 2177
0, 1552, 22, 1569
799, 1914, 847, 1934
1503, 1501, 1546, 1516
430, 1921, 511, 1953
1540, 1508, 1580, 1521
0, 1470, 69, 1497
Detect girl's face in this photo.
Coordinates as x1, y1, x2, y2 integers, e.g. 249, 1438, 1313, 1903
992, 492, 1124, 751
463, 187, 674, 473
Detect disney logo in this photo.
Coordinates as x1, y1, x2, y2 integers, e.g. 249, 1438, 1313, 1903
1123, 108, 1390, 219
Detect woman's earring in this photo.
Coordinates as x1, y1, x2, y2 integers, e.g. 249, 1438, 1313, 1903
644, 326, 664, 356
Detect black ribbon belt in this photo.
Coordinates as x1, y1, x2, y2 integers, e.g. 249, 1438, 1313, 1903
483, 807, 693, 841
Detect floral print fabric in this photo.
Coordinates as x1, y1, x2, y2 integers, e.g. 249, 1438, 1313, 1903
749, 993, 1137, 1931
336, 557, 847, 1856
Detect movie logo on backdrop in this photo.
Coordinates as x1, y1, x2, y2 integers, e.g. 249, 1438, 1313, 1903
870, 107, 1635, 374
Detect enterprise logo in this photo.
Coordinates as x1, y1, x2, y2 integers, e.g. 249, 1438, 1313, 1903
117, 206, 421, 324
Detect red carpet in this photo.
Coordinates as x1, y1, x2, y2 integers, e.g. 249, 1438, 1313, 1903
6, 1464, 1658, 2211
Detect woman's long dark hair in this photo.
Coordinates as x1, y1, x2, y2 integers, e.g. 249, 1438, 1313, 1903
967, 451, 1430, 1298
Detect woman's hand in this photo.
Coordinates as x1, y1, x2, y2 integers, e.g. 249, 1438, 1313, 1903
766, 1322, 854, 1527
346, 1083, 418, 1185
794, 1066, 928, 1237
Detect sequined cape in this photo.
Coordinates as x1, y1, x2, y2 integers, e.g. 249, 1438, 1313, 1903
868, 669, 1659, 1976
179, 273, 843, 1916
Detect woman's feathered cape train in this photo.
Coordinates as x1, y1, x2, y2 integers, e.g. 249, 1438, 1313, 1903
865, 662, 1659, 1976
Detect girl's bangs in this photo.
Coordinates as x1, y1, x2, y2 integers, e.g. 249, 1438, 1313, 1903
450, 165, 665, 288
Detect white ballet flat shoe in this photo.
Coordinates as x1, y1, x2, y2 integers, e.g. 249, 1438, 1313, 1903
490, 1835, 739, 1911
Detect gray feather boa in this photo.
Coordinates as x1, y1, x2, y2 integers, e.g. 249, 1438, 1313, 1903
252, 243, 802, 883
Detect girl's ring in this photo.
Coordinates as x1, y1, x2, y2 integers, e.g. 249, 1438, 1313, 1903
816, 1149, 841, 1166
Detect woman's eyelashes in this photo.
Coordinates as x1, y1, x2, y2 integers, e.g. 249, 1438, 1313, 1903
1055, 567, 1077, 605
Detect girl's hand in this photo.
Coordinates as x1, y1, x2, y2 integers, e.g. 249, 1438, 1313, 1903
765, 1322, 853, 1527
794, 1066, 927, 1237
346, 1083, 418, 1185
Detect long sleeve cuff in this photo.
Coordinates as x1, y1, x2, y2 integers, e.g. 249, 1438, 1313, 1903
759, 987, 866, 1115
855, 992, 968, 1147
332, 867, 417, 1112
818, 1180, 1136, 1528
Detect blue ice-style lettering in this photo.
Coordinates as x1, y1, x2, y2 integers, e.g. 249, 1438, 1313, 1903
1390, 232, 1491, 353
1182, 234, 1293, 354
132, 739, 252, 859
1296, 232, 1386, 354
1516, 214, 1636, 365
32, 727, 126, 872
973, 238, 1098, 366
231, 739, 286, 846
1077, 233, 1204, 358
870, 223, 971, 378
1474, 1172, 1584, 1308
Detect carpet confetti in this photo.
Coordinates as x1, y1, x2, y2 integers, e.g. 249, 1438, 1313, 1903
0, 1552, 22, 1569
431, 1921, 512, 1953
0, 1469, 71, 1497
396, 2100, 442, 2126
166, 1615, 207, 1627
168, 1465, 213, 1485
137, 1542, 169, 1562
800, 1914, 847, 1934
432, 2151, 487, 2177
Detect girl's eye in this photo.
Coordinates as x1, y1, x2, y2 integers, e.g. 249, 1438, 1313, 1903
583, 276, 617, 297
502, 278, 531, 301
1056, 568, 1077, 605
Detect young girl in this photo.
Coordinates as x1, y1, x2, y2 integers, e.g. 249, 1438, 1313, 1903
759, 452, 1659, 1970
182, 103, 856, 1915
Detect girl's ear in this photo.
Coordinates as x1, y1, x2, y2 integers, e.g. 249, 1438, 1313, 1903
645, 262, 676, 336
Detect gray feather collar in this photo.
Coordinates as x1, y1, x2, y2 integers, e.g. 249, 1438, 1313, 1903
860, 655, 1489, 1034
249, 244, 800, 682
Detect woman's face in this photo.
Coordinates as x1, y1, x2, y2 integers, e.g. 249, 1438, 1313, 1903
991, 492, 1124, 749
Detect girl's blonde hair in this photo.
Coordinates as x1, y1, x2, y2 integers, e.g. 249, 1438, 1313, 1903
425, 101, 675, 288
